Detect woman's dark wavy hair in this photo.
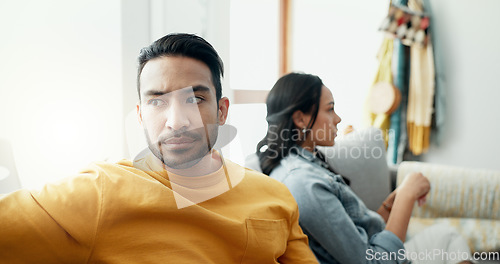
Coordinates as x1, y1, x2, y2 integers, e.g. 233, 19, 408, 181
257, 72, 323, 175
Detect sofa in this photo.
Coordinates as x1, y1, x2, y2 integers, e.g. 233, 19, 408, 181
245, 127, 500, 262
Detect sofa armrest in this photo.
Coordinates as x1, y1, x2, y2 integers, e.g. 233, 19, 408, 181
396, 161, 500, 219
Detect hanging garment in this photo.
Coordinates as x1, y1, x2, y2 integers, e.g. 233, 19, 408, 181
387, 0, 410, 164
422, 0, 445, 147
407, 39, 435, 155
365, 38, 394, 146
387, 39, 410, 164
406, 0, 435, 155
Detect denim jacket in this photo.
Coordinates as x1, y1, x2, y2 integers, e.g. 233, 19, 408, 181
270, 146, 406, 264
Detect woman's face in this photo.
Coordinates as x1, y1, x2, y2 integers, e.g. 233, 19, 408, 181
301, 86, 342, 148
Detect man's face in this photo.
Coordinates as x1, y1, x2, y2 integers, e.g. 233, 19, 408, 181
137, 56, 228, 169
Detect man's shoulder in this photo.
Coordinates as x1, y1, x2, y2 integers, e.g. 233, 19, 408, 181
245, 168, 288, 189
86, 159, 133, 171
82, 159, 144, 178
50, 160, 155, 193
225, 159, 294, 197
225, 159, 283, 182
42, 160, 140, 187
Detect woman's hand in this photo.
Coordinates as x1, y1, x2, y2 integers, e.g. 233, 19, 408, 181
397, 172, 430, 204
384, 172, 430, 242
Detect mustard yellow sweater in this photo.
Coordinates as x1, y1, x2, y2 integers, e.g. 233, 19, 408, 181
0, 159, 317, 263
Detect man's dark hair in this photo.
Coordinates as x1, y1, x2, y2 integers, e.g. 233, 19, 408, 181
137, 33, 224, 101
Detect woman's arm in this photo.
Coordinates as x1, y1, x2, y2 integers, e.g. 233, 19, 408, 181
376, 190, 397, 222
384, 172, 430, 242
284, 171, 406, 264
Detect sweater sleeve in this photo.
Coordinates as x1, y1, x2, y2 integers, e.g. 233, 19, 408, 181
0, 168, 103, 264
285, 171, 406, 264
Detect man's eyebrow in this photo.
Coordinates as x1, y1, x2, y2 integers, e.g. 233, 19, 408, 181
190, 85, 211, 94
143, 85, 211, 97
144, 90, 166, 97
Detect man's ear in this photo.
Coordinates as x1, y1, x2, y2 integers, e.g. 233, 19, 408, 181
292, 110, 307, 129
217, 97, 230, 125
136, 102, 143, 126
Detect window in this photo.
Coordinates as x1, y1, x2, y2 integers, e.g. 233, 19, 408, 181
229, 0, 281, 103
290, 0, 389, 130
225, 0, 389, 164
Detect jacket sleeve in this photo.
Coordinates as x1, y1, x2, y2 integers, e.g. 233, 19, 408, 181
285, 171, 406, 264
0, 169, 103, 264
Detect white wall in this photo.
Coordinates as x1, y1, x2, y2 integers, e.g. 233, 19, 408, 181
288, 0, 500, 171
145, 0, 500, 171
121, 0, 151, 158
0, 0, 123, 189
2, 0, 498, 191
149, 0, 231, 101
290, 0, 390, 132
122, 0, 232, 159
0, 0, 233, 189
420, 0, 500, 170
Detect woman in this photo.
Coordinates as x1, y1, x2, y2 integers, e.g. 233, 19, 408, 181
257, 73, 471, 264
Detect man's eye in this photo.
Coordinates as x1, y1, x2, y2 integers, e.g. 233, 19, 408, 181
147, 99, 165, 107
187, 97, 203, 104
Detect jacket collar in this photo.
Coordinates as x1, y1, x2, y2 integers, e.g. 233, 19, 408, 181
289, 145, 350, 186
289, 145, 332, 172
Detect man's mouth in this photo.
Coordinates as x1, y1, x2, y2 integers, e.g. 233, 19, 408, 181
161, 137, 197, 150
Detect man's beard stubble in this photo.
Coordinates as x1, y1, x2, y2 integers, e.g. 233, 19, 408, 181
144, 125, 218, 170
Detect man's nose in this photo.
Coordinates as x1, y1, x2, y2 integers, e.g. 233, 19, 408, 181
164, 102, 191, 131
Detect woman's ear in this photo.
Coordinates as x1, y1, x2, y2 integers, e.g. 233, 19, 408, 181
292, 110, 307, 129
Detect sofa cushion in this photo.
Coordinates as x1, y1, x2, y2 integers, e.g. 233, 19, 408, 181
317, 127, 391, 211
407, 217, 500, 253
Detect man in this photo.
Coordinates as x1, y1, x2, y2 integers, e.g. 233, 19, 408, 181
0, 33, 318, 263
